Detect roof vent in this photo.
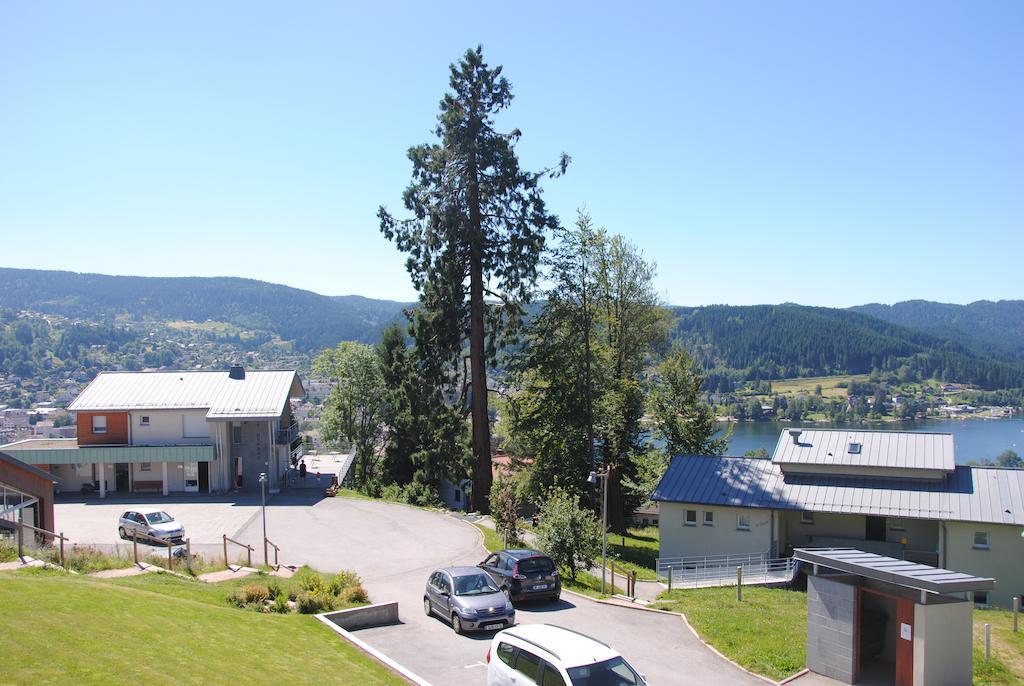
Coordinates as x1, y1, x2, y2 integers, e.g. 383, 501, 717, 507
788, 429, 802, 445
228, 364, 246, 380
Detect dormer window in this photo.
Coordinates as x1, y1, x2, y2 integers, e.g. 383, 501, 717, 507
848, 442, 862, 454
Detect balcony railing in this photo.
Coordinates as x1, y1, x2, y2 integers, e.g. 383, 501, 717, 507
276, 422, 300, 446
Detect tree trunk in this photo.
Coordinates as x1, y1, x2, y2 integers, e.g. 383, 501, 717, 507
467, 104, 492, 514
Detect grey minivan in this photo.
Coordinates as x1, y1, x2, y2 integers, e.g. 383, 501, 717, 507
423, 566, 516, 634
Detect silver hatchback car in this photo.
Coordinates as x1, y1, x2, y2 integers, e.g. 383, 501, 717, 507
424, 567, 516, 634
118, 508, 185, 543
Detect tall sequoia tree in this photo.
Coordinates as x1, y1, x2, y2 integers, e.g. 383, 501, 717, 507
378, 46, 567, 513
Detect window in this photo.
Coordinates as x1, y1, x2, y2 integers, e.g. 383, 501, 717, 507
232, 425, 242, 445
848, 442, 862, 454
889, 518, 906, 531
975, 591, 990, 606
513, 650, 542, 682
684, 510, 697, 526
92, 415, 107, 434
800, 511, 814, 524
737, 513, 751, 531
541, 661, 566, 686
140, 462, 151, 472
496, 642, 516, 667
974, 531, 990, 549
703, 511, 714, 526
139, 416, 150, 426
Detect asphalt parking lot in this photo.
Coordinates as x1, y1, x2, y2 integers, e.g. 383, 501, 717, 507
54, 494, 262, 545
233, 493, 765, 686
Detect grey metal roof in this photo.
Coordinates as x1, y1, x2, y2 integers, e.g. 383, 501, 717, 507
772, 429, 955, 472
795, 547, 994, 594
68, 370, 304, 420
651, 455, 1024, 526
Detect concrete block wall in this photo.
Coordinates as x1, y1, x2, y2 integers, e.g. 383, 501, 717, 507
807, 575, 858, 683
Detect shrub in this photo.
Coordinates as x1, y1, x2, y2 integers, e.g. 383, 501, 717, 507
296, 590, 336, 614
297, 571, 327, 594
240, 583, 270, 605
329, 570, 362, 596
380, 483, 403, 502
270, 594, 291, 614
340, 585, 369, 604
227, 590, 247, 607
266, 579, 283, 600
0, 539, 17, 563
535, 488, 601, 582
402, 481, 442, 507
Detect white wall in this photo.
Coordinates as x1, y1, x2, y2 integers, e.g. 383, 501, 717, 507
944, 522, 1024, 609
129, 410, 210, 446
913, 598, 972, 686
659, 502, 772, 559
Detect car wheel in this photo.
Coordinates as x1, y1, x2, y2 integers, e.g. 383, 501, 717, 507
423, 597, 432, 617
118, 526, 128, 540
452, 613, 464, 635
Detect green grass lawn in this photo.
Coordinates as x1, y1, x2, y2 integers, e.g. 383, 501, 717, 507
654, 587, 1024, 685
605, 527, 659, 581
0, 570, 405, 685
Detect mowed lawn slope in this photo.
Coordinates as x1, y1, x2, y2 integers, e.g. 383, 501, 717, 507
0, 571, 405, 685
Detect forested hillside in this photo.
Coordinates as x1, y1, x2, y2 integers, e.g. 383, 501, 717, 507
850, 300, 1024, 362
0, 268, 408, 350
673, 304, 1024, 391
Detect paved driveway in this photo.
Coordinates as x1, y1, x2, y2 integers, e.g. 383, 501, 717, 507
54, 495, 262, 545
234, 494, 765, 686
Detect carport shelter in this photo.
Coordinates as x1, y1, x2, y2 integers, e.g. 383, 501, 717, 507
795, 547, 993, 686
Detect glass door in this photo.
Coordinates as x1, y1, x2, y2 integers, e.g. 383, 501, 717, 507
183, 462, 199, 492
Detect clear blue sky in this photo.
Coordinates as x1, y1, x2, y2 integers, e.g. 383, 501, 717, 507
2, 2, 1021, 307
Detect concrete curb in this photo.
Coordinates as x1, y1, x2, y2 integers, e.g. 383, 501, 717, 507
315, 613, 432, 686
778, 669, 810, 684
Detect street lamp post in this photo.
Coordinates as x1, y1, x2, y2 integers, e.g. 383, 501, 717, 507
588, 469, 609, 594
258, 472, 268, 566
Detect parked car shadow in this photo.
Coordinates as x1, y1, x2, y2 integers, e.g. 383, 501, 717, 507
512, 598, 576, 613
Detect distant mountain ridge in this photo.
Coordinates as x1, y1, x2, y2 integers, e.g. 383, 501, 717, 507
0, 267, 409, 350
849, 300, 1024, 362
2, 267, 1022, 389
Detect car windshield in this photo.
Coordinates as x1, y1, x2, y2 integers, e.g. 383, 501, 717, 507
567, 657, 644, 685
144, 512, 173, 525
517, 556, 555, 574
454, 573, 499, 596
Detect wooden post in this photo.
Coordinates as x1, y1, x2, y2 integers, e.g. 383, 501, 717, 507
668, 566, 673, 592
631, 571, 637, 600
186, 539, 192, 575
985, 623, 991, 661
59, 533, 65, 568
246, 545, 252, 568
610, 560, 616, 592
737, 566, 743, 601
167, 541, 173, 570
223, 534, 228, 567
17, 520, 24, 560
132, 530, 139, 565
1014, 596, 1020, 633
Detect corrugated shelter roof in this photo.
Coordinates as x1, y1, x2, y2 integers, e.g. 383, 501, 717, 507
772, 429, 955, 472
651, 455, 1024, 526
2, 444, 216, 465
794, 548, 994, 594
68, 370, 304, 420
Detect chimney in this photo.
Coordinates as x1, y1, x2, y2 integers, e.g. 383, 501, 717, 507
788, 429, 802, 445
228, 364, 246, 380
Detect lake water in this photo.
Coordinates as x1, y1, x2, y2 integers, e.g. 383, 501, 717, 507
719, 416, 1024, 464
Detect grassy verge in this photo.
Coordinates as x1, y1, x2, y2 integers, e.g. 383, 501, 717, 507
654, 587, 1024, 685
606, 527, 659, 581
655, 586, 807, 682
0, 570, 404, 685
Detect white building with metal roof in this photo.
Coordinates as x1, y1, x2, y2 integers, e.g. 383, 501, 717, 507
1, 366, 305, 498
653, 428, 1024, 608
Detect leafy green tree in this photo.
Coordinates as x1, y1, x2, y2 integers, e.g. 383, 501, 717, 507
378, 46, 568, 514
490, 472, 521, 548
648, 347, 729, 457
996, 449, 1022, 468
743, 447, 771, 458
535, 489, 601, 582
313, 342, 386, 487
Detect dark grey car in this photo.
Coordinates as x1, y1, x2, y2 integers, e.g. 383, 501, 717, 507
423, 567, 516, 634
478, 549, 561, 603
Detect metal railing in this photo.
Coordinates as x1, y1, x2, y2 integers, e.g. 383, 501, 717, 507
276, 422, 300, 445
5, 520, 69, 567
223, 534, 253, 568
658, 552, 796, 589
265, 537, 280, 568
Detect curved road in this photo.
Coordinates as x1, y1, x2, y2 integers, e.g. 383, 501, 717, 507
236, 493, 765, 686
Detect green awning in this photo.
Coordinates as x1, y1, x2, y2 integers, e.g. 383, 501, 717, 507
5, 444, 216, 465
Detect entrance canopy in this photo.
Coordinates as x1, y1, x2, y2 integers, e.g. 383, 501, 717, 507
795, 547, 994, 595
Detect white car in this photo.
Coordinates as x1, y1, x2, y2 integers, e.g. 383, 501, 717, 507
118, 508, 185, 543
486, 624, 648, 686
